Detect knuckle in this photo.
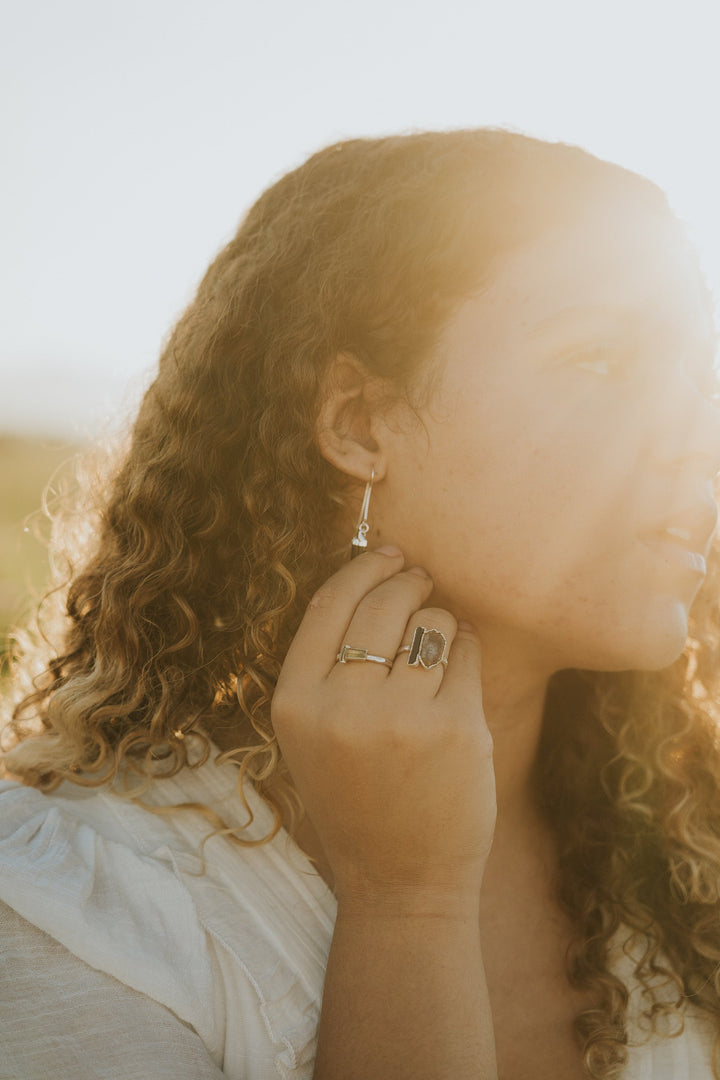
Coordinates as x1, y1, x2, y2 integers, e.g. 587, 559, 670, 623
307, 551, 402, 614
363, 572, 429, 613
308, 581, 344, 612
272, 682, 316, 724
270, 686, 295, 727
451, 637, 481, 667
364, 590, 394, 616
480, 728, 494, 755
403, 569, 434, 591
323, 715, 369, 755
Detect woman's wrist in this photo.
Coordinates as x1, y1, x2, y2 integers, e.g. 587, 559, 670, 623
334, 882, 483, 923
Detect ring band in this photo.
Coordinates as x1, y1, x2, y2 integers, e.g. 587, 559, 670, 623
395, 626, 449, 669
336, 645, 393, 669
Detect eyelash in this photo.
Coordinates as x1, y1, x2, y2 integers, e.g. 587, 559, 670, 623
567, 345, 720, 409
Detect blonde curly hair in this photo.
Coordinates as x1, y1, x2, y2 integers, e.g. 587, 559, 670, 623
3, 129, 720, 1078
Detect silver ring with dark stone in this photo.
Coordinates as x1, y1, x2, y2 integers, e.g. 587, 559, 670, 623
396, 626, 449, 669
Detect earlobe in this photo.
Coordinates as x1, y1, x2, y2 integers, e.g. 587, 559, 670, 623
314, 352, 388, 482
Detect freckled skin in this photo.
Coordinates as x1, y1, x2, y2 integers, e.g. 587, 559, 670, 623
309, 198, 720, 842
294, 200, 720, 1080
372, 200, 720, 679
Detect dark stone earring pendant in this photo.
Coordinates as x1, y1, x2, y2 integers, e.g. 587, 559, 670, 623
350, 534, 368, 559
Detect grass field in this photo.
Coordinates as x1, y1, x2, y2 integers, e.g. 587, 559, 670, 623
0, 434, 85, 672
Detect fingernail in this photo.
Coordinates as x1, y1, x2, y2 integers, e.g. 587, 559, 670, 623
375, 544, 403, 556
407, 565, 430, 578
458, 620, 474, 631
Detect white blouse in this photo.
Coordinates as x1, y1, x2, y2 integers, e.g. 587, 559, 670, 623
0, 743, 716, 1079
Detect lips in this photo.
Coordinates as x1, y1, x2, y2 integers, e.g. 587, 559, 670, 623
641, 536, 707, 575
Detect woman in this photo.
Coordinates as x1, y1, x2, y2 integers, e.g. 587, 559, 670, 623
2, 128, 720, 1080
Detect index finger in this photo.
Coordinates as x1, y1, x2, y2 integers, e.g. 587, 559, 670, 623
280, 547, 405, 689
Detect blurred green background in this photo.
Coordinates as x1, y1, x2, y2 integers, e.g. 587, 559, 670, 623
0, 434, 83, 678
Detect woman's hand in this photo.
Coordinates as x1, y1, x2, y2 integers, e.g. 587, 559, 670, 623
272, 546, 496, 915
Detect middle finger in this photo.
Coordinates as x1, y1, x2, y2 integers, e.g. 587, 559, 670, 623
328, 566, 434, 681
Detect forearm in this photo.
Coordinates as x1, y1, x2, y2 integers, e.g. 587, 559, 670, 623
313, 902, 498, 1080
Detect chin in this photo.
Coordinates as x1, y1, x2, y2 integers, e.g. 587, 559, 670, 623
564, 602, 691, 674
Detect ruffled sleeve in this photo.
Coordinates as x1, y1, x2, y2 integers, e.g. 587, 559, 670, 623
609, 928, 718, 1079
0, 769, 336, 1080
0, 899, 226, 1080
0, 780, 225, 1059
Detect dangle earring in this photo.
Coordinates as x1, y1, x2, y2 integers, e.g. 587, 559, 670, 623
350, 467, 375, 559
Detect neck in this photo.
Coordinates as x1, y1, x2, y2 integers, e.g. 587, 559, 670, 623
474, 626, 551, 824
468, 627, 561, 910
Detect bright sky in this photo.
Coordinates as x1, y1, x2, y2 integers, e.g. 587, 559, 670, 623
3, 0, 720, 438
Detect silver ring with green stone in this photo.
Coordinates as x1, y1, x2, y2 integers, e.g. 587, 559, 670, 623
397, 626, 449, 669
336, 645, 394, 669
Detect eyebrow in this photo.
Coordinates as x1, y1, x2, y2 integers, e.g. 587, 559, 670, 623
525, 303, 720, 355
524, 305, 631, 337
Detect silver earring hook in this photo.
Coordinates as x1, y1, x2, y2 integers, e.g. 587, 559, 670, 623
350, 467, 375, 559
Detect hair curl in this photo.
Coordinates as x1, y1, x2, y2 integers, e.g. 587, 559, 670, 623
4, 128, 720, 1078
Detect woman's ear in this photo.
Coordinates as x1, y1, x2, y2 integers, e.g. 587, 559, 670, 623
315, 353, 390, 482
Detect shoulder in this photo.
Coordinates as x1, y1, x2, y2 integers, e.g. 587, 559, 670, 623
0, 776, 224, 1056
622, 1010, 718, 1080
0, 760, 337, 1079
0, 898, 226, 1079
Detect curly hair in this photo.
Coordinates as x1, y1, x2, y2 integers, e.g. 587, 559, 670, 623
3, 128, 720, 1078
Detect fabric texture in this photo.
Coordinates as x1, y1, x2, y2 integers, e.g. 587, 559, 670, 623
0, 741, 716, 1079
0, 901, 226, 1080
